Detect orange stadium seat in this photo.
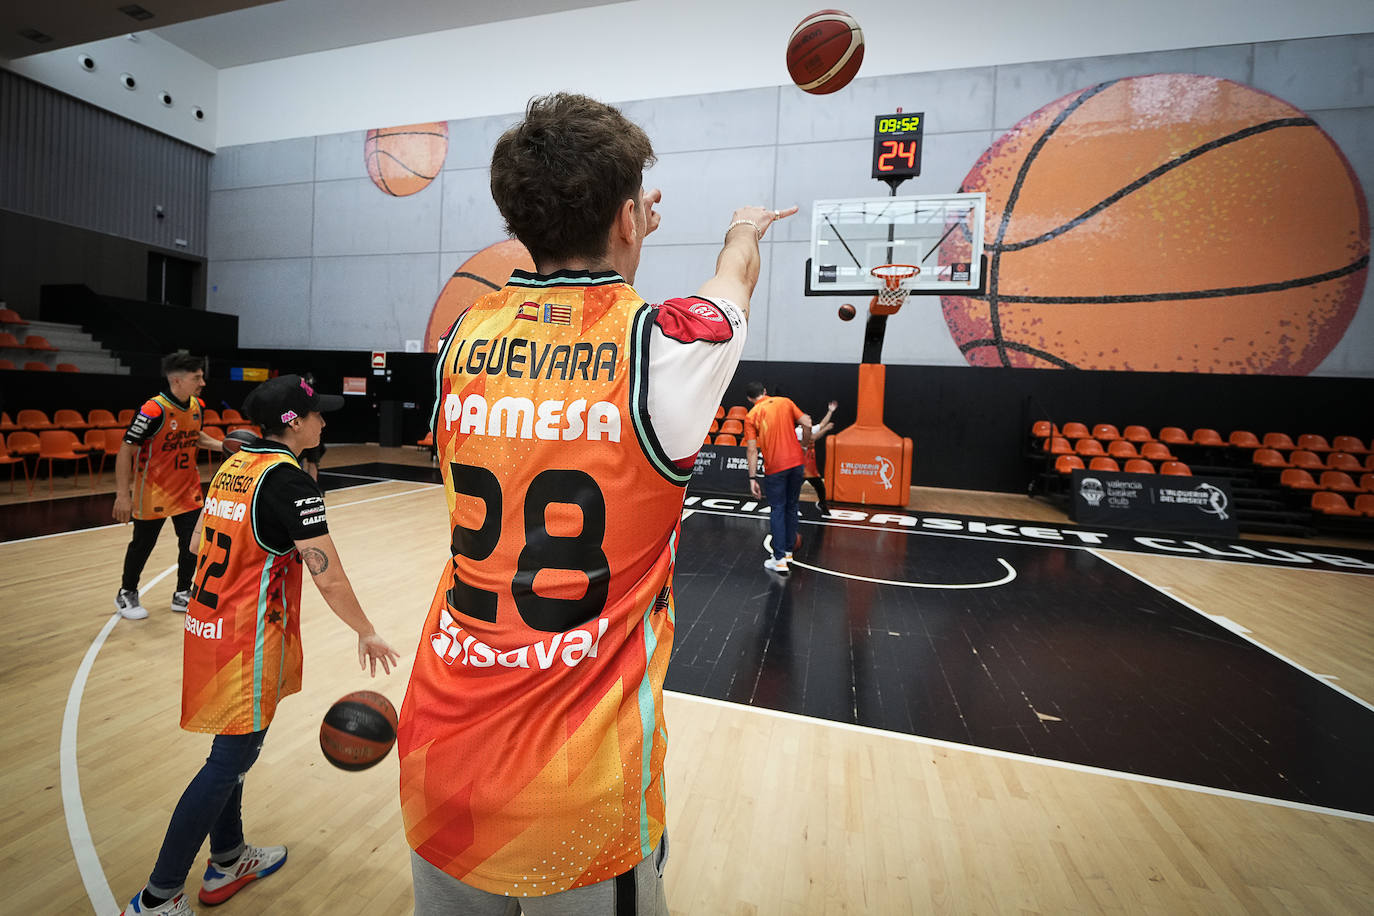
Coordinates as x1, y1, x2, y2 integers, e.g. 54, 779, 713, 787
1312, 492, 1360, 517
1054, 455, 1084, 474
0, 359, 14, 370
1262, 432, 1296, 450
1327, 452, 1362, 472
1279, 469, 1320, 491
17, 409, 53, 431
53, 409, 89, 430
725, 406, 748, 421
201, 408, 222, 426
1060, 422, 1090, 440
1092, 424, 1120, 442
1331, 435, 1369, 455
117, 409, 136, 427
1228, 430, 1260, 448
38, 430, 92, 491
87, 409, 121, 429
1160, 461, 1192, 476
1088, 457, 1119, 472
0, 308, 28, 325
708, 420, 720, 434
1073, 439, 1106, 457
1043, 437, 1071, 455
23, 335, 56, 351
24, 361, 50, 371
0, 332, 20, 347
1191, 428, 1224, 446
719, 419, 744, 436
1289, 450, 1324, 471
1251, 448, 1290, 469
6, 431, 40, 458
0, 436, 32, 494
1320, 471, 1362, 494
714, 433, 738, 446
220, 408, 246, 424
1107, 440, 1138, 459
417, 432, 434, 448
1030, 420, 1057, 439
1296, 433, 1331, 453
56, 363, 79, 372
0, 412, 15, 431
1124, 459, 1154, 474
1361, 474, 1374, 494
1357, 494, 1374, 518
1122, 425, 1153, 443
1140, 442, 1175, 463
714, 406, 725, 420
82, 429, 112, 481
1158, 427, 1190, 445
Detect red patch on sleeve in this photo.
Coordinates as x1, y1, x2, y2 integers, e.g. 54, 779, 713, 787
139, 399, 163, 418
654, 297, 735, 344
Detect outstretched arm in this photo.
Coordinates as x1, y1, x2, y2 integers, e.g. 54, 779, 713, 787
697, 205, 799, 318
295, 533, 401, 676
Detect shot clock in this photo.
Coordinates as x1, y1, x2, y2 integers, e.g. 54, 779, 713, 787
871, 112, 924, 182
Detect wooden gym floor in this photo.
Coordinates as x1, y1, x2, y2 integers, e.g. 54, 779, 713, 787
1, 446, 1372, 914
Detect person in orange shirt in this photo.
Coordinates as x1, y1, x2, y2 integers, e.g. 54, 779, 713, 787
120, 374, 400, 916
400, 92, 796, 915
112, 351, 225, 620
745, 383, 813, 574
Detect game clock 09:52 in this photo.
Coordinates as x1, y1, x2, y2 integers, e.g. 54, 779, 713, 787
871, 112, 925, 182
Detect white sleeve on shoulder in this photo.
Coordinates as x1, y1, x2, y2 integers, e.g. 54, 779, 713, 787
646, 296, 748, 462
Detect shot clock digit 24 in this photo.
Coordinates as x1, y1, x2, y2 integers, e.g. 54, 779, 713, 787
871, 112, 925, 182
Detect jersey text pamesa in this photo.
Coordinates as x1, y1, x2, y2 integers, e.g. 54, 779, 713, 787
441, 394, 621, 443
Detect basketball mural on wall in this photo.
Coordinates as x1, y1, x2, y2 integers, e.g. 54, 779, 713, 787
424, 240, 535, 351
364, 121, 449, 196
941, 74, 1369, 374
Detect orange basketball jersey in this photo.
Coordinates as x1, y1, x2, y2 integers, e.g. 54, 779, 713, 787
745, 395, 805, 474
131, 394, 204, 519
399, 270, 691, 896
181, 445, 305, 735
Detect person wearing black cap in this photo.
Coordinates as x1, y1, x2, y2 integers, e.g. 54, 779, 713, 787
120, 375, 401, 916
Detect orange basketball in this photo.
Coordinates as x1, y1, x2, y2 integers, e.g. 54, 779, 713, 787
941, 74, 1368, 374
424, 240, 535, 351
364, 121, 449, 197
786, 10, 864, 95
319, 690, 398, 772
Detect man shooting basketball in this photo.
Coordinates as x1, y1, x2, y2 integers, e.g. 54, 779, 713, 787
399, 92, 795, 914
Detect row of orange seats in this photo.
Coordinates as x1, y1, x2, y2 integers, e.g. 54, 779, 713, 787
1311, 492, 1374, 519
1042, 437, 1177, 461
706, 405, 751, 447
1279, 469, 1374, 495
0, 359, 80, 372
1252, 449, 1373, 472
0, 325, 68, 371
1052, 455, 1192, 477
1, 407, 251, 433
1032, 421, 1371, 454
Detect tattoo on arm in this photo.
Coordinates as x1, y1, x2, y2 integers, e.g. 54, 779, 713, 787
301, 546, 329, 575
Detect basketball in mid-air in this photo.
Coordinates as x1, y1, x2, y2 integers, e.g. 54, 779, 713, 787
319, 691, 399, 771
837, 303, 856, 321
786, 10, 864, 95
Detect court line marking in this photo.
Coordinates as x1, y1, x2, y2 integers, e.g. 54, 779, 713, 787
762, 534, 1017, 589
681, 505, 1374, 578
1089, 548, 1374, 713
64, 562, 178, 916
60, 481, 441, 916
665, 690, 1374, 824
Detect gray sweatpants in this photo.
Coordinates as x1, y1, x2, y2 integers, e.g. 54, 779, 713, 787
411, 835, 668, 916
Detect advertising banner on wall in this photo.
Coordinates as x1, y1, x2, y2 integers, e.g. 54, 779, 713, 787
1070, 469, 1237, 538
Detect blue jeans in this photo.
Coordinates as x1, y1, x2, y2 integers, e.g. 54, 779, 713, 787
762, 465, 804, 559
147, 730, 266, 897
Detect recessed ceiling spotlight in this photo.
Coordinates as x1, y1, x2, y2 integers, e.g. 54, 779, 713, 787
159, 91, 173, 107
78, 54, 96, 71
120, 72, 137, 90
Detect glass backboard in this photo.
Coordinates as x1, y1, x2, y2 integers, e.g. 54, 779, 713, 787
806, 192, 986, 296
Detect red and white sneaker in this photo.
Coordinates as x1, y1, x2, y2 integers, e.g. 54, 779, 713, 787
197, 844, 287, 906
121, 890, 193, 915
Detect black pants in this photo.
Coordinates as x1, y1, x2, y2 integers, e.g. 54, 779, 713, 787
122, 510, 199, 592
806, 476, 828, 510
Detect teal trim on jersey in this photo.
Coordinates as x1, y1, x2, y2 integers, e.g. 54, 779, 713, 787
629, 307, 694, 486
430, 322, 462, 436
508, 268, 624, 288
637, 601, 660, 856
245, 451, 300, 556
251, 554, 273, 732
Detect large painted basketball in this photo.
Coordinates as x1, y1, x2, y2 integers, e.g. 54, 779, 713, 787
786, 10, 864, 95
365, 121, 449, 197
941, 74, 1369, 374
424, 240, 535, 351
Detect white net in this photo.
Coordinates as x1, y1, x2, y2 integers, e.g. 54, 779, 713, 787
872, 265, 917, 310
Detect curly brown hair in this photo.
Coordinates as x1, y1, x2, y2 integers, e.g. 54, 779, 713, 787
490, 93, 655, 266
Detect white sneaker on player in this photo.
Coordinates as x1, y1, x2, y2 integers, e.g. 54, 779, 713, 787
122, 890, 193, 915
198, 844, 287, 905
764, 556, 790, 575
115, 589, 148, 620
170, 589, 191, 614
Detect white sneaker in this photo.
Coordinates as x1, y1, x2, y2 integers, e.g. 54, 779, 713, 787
784, 552, 794, 561
198, 844, 288, 905
170, 590, 191, 614
764, 556, 790, 575
115, 589, 148, 620
122, 890, 193, 915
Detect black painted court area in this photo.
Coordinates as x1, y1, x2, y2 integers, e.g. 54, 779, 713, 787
667, 510, 1374, 817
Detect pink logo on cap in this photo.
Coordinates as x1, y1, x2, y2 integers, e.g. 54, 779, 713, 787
300, 379, 315, 396
281, 410, 299, 423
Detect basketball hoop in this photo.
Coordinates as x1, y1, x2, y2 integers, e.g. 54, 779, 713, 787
870, 264, 918, 314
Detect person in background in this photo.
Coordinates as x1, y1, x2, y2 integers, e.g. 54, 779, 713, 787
800, 399, 838, 515
745, 382, 813, 575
